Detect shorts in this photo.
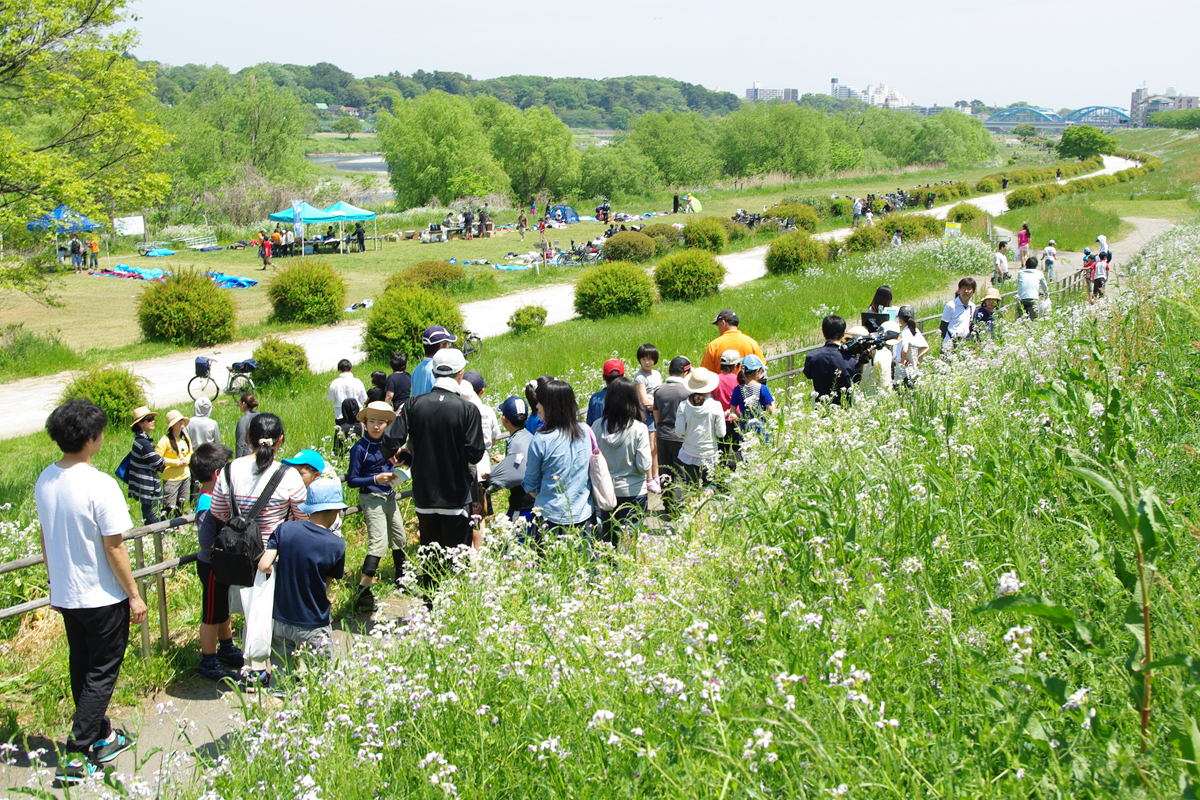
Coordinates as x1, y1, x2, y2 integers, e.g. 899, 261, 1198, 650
644, 413, 656, 433
359, 492, 406, 558
196, 560, 231, 626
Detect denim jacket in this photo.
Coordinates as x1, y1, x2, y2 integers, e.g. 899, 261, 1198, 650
523, 425, 593, 525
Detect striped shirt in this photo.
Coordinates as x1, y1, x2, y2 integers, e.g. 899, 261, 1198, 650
209, 456, 308, 544
126, 430, 164, 501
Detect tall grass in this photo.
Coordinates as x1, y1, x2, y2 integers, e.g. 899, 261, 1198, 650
0, 324, 81, 382
996, 197, 1124, 252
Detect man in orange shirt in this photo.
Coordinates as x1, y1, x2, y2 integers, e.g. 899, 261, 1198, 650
88, 236, 100, 269
700, 309, 764, 372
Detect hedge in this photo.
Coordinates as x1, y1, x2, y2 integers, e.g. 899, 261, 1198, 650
654, 249, 725, 300
765, 233, 826, 275
574, 262, 655, 319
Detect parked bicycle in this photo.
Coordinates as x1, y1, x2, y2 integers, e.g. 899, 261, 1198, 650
451, 327, 483, 360
188, 357, 257, 401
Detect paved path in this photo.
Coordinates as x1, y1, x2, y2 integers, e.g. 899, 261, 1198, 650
0, 157, 1136, 441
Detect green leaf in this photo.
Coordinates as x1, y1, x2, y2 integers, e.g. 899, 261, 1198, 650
973, 594, 1097, 647
1137, 486, 1167, 558
1164, 704, 1200, 781
1113, 549, 1137, 594
1065, 465, 1133, 534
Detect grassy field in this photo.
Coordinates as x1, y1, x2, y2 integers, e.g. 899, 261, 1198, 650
303, 132, 381, 154
995, 198, 1129, 253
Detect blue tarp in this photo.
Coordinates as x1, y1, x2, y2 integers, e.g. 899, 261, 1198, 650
144, 248, 175, 257
206, 272, 259, 289
548, 205, 579, 223
493, 263, 533, 271
268, 202, 338, 224
26, 205, 103, 233
323, 201, 376, 221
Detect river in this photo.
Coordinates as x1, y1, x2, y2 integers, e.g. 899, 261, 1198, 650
306, 154, 388, 173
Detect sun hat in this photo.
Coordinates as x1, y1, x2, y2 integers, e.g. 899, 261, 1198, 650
684, 367, 720, 394
432, 348, 467, 376
356, 400, 397, 424
602, 358, 625, 378
164, 409, 190, 429
130, 406, 156, 428
300, 477, 348, 514
498, 396, 528, 423
282, 449, 326, 473
711, 309, 738, 326
980, 287, 1003, 304
420, 325, 457, 346
668, 355, 692, 375
845, 325, 869, 338
719, 349, 741, 366
881, 320, 903, 334
463, 370, 487, 394
741, 354, 766, 371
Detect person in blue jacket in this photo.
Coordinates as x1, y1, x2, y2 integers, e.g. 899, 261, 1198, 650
346, 401, 406, 613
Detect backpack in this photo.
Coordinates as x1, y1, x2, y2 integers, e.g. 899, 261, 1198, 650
209, 463, 292, 587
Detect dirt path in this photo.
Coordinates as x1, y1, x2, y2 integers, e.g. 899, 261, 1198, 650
0, 157, 1138, 442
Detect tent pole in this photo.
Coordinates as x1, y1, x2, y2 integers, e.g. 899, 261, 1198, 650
374, 219, 378, 251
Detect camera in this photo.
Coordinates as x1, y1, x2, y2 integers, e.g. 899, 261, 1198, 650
840, 328, 899, 358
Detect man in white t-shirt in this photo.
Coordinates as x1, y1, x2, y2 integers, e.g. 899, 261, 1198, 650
993, 242, 1011, 283
1016, 257, 1050, 319
35, 400, 146, 784
1042, 240, 1057, 282
938, 277, 977, 348
328, 358, 367, 424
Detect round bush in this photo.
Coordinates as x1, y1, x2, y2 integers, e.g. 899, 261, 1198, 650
762, 203, 820, 232
654, 249, 725, 301
394, 260, 467, 292
574, 262, 655, 320
60, 366, 147, 429
1004, 187, 1043, 209
974, 177, 1000, 193
137, 271, 235, 346
843, 225, 888, 253
602, 231, 656, 263
252, 336, 310, 383
508, 304, 548, 334
947, 203, 983, 223
267, 260, 346, 325
364, 285, 463, 362
682, 217, 728, 253
765, 233, 827, 275
829, 198, 854, 218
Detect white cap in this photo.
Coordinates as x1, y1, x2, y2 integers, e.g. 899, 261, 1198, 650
432, 348, 467, 376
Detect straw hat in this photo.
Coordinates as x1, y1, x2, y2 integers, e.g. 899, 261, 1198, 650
981, 287, 1003, 304
164, 409, 189, 429
845, 325, 869, 338
684, 367, 720, 394
356, 400, 397, 424
130, 406, 155, 428
881, 320, 903, 334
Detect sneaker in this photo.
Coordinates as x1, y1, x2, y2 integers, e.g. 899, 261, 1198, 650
92, 728, 135, 764
198, 657, 238, 682
240, 670, 271, 694
217, 642, 245, 670
355, 585, 376, 613
55, 755, 96, 784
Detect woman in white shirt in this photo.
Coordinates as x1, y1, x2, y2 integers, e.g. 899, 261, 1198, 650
893, 306, 928, 388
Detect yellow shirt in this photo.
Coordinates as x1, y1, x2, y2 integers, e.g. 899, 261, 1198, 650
701, 330, 765, 373
155, 434, 192, 482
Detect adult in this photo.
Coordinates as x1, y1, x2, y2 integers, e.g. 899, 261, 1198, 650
590, 377, 651, 549
463, 208, 475, 241
673, 193, 681, 214
653, 356, 691, 517
328, 359, 367, 425
1016, 257, 1049, 319
522, 380, 593, 539
411, 326, 457, 398
802, 315, 861, 405
186, 396, 221, 448
1017, 223, 1031, 265
69, 233, 85, 274
518, 210, 529, 242
1001, 177, 1009, 191
88, 236, 100, 270
701, 309, 765, 373
853, 198, 863, 227
523, 374, 554, 433
155, 409, 193, 518
37, 400, 145, 784
355, 222, 366, 253
461, 369, 498, 482
381, 349, 484, 591
384, 352, 412, 411
234, 393, 259, 459
126, 406, 164, 526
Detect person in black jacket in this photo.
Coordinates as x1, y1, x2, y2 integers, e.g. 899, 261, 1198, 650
354, 222, 366, 253
802, 315, 862, 406
126, 406, 165, 525
381, 348, 485, 593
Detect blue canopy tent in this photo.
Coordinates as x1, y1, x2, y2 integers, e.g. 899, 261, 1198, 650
268, 202, 340, 257
26, 205, 107, 267
548, 205, 579, 224
323, 201, 378, 252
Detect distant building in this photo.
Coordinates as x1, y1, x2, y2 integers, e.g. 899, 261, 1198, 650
1131, 86, 1199, 126
830, 78, 865, 102
746, 82, 798, 103
830, 78, 909, 108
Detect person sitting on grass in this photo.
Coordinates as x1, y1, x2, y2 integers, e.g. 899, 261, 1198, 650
346, 401, 406, 613
189, 442, 244, 683
257, 477, 347, 679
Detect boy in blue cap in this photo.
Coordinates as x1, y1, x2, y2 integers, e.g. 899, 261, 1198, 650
258, 477, 347, 680
411, 326, 458, 398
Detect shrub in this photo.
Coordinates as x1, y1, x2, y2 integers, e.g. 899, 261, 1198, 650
0, 323, 79, 380
137, 270, 235, 346
761, 203, 819, 232
829, 198, 854, 218
654, 249, 725, 301
947, 203, 983, 223
508, 304, 548, 334
398, 260, 467, 291
765, 233, 826, 275
1005, 186, 1045, 209
639, 223, 679, 241
602, 231, 656, 263
364, 285, 463, 362
573, 262, 655, 319
267, 260, 346, 325
715, 216, 751, 242
60, 366, 147, 428
682, 217, 728, 252
974, 177, 1000, 193
843, 225, 888, 253
252, 336, 309, 383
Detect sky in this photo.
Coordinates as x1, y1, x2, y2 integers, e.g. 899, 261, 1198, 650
126, 0, 1198, 111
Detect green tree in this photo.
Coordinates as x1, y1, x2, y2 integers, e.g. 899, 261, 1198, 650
1012, 123, 1038, 139
579, 143, 658, 199
1057, 125, 1118, 161
475, 98, 580, 202
333, 116, 361, 138
628, 111, 718, 185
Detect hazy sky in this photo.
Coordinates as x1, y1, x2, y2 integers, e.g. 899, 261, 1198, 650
127, 0, 1197, 111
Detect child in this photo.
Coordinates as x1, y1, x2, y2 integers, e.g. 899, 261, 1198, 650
586, 359, 624, 426
1082, 247, 1095, 297
1042, 239, 1057, 282
488, 397, 535, 523
190, 443, 244, 682
258, 477, 347, 677
894, 306, 929, 387
633, 344, 662, 482
366, 370, 388, 404
1092, 251, 1109, 300
346, 401, 406, 612
127, 406, 165, 526
715, 349, 742, 468
676, 368, 726, 486
973, 288, 1002, 339
156, 409, 193, 517
993, 241, 1011, 283
731, 354, 776, 438
938, 277, 976, 348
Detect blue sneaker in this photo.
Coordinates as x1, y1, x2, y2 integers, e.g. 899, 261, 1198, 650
198, 656, 238, 682
216, 642, 245, 670
92, 728, 135, 763
55, 755, 96, 784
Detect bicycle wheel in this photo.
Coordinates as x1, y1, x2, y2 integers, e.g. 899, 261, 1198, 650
188, 375, 219, 402
463, 334, 482, 360
227, 374, 254, 397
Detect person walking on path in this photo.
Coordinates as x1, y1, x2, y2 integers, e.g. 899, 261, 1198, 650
1017, 223, 1031, 265
127, 406, 165, 526
1042, 240, 1057, 282
411, 326, 457, 398
37, 399, 146, 784
155, 409, 193, 518
186, 397, 220, 448
701, 309, 765, 373
328, 359, 367, 426
381, 349, 484, 594
346, 401, 407, 612
1016, 257, 1050, 319
234, 393, 259, 459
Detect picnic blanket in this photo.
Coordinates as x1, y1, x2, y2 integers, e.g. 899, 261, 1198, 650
493, 263, 533, 271
205, 272, 258, 289
144, 248, 175, 257
93, 266, 167, 282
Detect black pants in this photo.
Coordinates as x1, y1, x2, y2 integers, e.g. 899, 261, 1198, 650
139, 497, 159, 527
597, 495, 646, 548
657, 438, 684, 517
60, 600, 130, 753
416, 512, 472, 592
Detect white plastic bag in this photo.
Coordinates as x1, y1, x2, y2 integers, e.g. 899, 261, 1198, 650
1038, 298, 1053, 316
239, 570, 275, 661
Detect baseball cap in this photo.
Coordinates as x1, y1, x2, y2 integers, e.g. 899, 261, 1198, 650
282, 449, 326, 473
300, 477, 348, 514
420, 325, 457, 346
668, 356, 691, 375
463, 370, 487, 394
741, 354, 766, 371
602, 358, 625, 378
897, 305, 916, 321
497, 396, 528, 423
1083, 247, 1091, 255
1047, 239, 1056, 245
432, 348, 467, 376
719, 349, 741, 366
711, 309, 738, 325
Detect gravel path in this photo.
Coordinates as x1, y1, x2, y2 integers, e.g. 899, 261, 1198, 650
0, 157, 1137, 441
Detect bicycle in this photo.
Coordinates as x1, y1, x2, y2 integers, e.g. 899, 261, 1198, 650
188, 357, 257, 402
451, 327, 483, 360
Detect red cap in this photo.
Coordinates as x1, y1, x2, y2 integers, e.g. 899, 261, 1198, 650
603, 358, 625, 378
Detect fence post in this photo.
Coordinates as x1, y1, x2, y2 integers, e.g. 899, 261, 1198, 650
133, 538, 150, 658
786, 353, 794, 390
153, 529, 169, 648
